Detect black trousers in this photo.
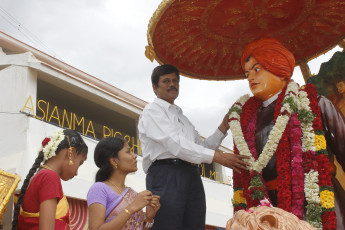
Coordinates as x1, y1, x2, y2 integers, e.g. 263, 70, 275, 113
146, 164, 206, 230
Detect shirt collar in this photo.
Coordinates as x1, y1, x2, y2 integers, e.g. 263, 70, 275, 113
262, 91, 280, 107
154, 98, 181, 112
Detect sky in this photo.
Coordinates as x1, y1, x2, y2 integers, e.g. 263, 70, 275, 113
0, 0, 342, 149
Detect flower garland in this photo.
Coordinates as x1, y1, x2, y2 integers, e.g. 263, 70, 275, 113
230, 96, 262, 210
228, 81, 296, 173
304, 84, 336, 229
38, 130, 65, 161
228, 82, 297, 173
229, 81, 336, 229
273, 87, 292, 213
289, 113, 305, 218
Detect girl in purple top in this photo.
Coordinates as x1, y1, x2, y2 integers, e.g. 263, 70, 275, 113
87, 137, 160, 230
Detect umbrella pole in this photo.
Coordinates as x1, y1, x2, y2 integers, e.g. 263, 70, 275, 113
299, 61, 311, 83
339, 39, 345, 51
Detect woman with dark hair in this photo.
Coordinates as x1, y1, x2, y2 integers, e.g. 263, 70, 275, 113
87, 137, 160, 230
12, 129, 88, 230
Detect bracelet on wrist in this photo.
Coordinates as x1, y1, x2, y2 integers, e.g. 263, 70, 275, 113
145, 219, 154, 228
124, 208, 132, 216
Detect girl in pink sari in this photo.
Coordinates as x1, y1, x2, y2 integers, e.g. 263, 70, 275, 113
87, 137, 160, 230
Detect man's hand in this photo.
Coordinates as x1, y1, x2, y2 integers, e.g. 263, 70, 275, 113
213, 150, 250, 173
218, 114, 230, 134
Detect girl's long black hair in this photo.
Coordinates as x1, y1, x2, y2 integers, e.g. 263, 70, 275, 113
12, 129, 88, 230
94, 137, 125, 182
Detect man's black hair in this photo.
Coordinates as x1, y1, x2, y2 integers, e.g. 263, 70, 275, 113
151, 64, 180, 87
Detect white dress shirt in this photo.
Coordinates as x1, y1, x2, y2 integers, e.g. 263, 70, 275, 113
138, 98, 227, 173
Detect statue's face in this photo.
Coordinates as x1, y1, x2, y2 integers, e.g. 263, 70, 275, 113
244, 57, 288, 101
336, 81, 345, 95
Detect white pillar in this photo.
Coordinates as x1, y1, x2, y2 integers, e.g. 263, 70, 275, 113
0, 49, 38, 172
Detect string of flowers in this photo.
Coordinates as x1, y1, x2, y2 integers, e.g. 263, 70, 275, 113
245, 113, 269, 207
228, 82, 297, 173
38, 130, 65, 161
230, 95, 252, 211
289, 113, 305, 219
303, 85, 336, 229
229, 81, 336, 229
274, 86, 292, 212
230, 96, 262, 210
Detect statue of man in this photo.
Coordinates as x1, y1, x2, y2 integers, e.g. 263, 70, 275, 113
229, 38, 345, 229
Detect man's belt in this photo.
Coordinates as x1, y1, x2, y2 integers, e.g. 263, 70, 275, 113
152, 159, 199, 168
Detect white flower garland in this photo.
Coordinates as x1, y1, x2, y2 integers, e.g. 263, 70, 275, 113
298, 90, 316, 152
38, 130, 65, 161
304, 170, 320, 204
229, 81, 298, 172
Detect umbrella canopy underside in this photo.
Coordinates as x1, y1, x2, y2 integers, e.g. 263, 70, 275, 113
146, 0, 345, 80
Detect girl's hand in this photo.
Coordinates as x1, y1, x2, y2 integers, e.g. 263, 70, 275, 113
127, 190, 152, 213
146, 195, 160, 220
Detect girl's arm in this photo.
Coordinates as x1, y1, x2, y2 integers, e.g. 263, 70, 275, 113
89, 190, 152, 230
88, 203, 133, 230
39, 198, 58, 230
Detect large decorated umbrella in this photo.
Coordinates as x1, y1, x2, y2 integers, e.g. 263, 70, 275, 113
145, 0, 345, 81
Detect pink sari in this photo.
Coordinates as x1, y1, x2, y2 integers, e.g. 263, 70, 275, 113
105, 187, 145, 230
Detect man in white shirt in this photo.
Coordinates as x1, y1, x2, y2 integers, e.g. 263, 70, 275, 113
138, 64, 249, 230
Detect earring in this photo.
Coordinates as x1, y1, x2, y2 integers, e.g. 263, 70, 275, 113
115, 164, 118, 169
66, 136, 74, 165
69, 148, 74, 165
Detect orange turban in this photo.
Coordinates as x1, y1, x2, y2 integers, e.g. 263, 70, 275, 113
240, 38, 295, 79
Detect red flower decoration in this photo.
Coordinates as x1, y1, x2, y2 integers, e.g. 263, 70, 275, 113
313, 117, 323, 131
42, 137, 51, 147
303, 151, 318, 173
322, 211, 337, 230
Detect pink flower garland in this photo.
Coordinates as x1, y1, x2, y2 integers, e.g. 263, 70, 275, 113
245, 113, 258, 160
289, 113, 305, 219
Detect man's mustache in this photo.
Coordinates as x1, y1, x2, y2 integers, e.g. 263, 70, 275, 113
167, 87, 178, 92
